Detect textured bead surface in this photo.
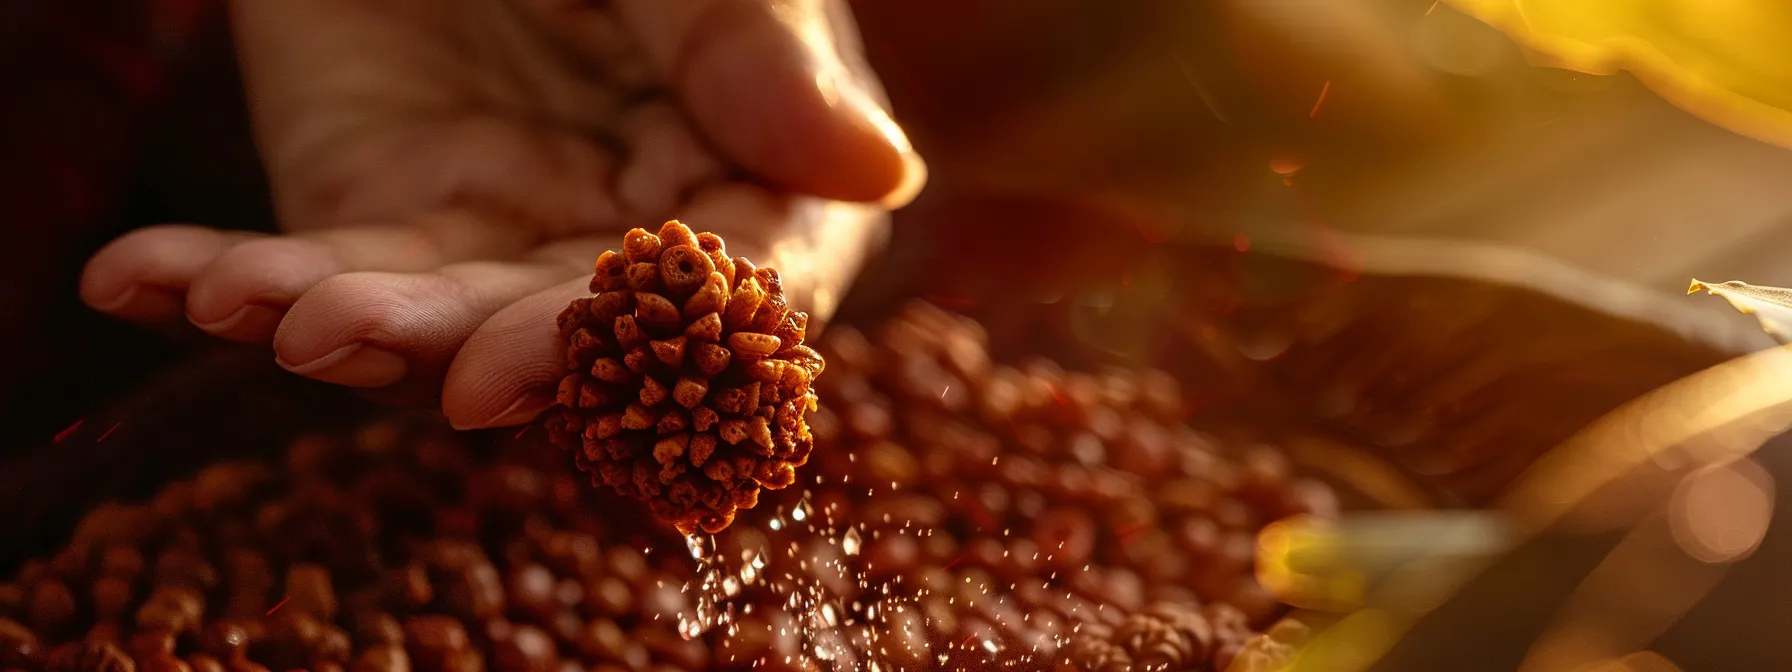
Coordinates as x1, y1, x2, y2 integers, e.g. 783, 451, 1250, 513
543, 221, 823, 535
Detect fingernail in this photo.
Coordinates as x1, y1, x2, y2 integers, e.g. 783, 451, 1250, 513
88, 284, 188, 322
838, 80, 913, 154
881, 150, 929, 209
837, 81, 927, 208
189, 303, 287, 342
86, 285, 140, 313
277, 343, 409, 388
452, 394, 551, 431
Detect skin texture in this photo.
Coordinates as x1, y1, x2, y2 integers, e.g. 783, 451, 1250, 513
78, 0, 924, 427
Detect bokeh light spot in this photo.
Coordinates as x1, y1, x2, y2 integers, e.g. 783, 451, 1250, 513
1668, 458, 1774, 564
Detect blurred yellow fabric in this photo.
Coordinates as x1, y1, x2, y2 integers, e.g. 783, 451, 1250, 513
1449, 0, 1792, 148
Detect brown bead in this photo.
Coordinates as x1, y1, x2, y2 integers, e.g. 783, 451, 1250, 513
543, 609, 583, 651
576, 577, 629, 619
592, 252, 629, 292
490, 626, 556, 672
441, 650, 483, 672
682, 273, 728, 320
657, 245, 714, 295
870, 607, 930, 669
0, 583, 25, 620
726, 332, 780, 360
193, 462, 274, 513
401, 617, 469, 672
97, 547, 145, 579
27, 580, 77, 635
633, 293, 680, 331
537, 532, 603, 577
1210, 494, 1258, 529
379, 564, 433, 612
1236, 445, 1291, 492
0, 618, 42, 670
860, 441, 919, 486
439, 562, 505, 622
352, 613, 405, 649
88, 576, 134, 622
351, 646, 409, 672
220, 550, 273, 616
127, 630, 176, 659
573, 619, 626, 663
185, 655, 225, 672
693, 232, 732, 279
639, 627, 706, 670
721, 277, 765, 332
504, 565, 556, 625
625, 263, 662, 293
655, 221, 697, 250
637, 580, 687, 622
858, 495, 946, 530
135, 587, 204, 635
621, 230, 661, 264
262, 612, 332, 671
151, 550, 217, 593
1279, 478, 1341, 521
84, 622, 124, 646
1223, 577, 1281, 627
602, 548, 646, 584
1002, 539, 1042, 583
45, 641, 134, 672
135, 655, 189, 672
402, 616, 468, 654
1032, 507, 1097, 570
284, 564, 338, 621
714, 615, 775, 666
199, 620, 252, 661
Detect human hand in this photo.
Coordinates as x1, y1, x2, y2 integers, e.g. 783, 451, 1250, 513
79, 0, 924, 427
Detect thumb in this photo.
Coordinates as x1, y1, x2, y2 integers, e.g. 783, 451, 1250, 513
613, 0, 926, 206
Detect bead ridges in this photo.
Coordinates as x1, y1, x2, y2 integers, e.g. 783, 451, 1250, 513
542, 221, 824, 535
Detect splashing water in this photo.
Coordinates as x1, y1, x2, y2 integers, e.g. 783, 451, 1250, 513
673, 488, 1064, 671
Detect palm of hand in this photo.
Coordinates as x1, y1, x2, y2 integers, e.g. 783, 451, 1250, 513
82, 0, 915, 427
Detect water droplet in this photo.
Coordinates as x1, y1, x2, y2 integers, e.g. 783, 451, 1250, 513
842, 527, 863, 556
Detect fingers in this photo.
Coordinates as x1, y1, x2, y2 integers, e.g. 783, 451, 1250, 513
83, 210, 537, 343
271, 247, 595, 398
441, 275, 585, 429
444, 182, 887, 429
81, 225, 263, 327
609, 0, 926, 206
185, 211, 536, 342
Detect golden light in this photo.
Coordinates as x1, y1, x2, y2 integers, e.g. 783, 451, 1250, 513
1449, 0, 1792, 150
1668, 457, 1775, 564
